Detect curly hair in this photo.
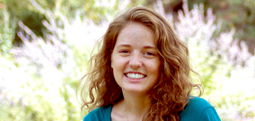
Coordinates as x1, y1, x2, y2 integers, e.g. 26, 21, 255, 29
79, 6, 203, 121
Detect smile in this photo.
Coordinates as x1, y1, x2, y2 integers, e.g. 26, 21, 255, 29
125, 73, 146, 79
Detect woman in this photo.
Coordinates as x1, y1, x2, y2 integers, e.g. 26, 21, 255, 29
80, 6, 221, 121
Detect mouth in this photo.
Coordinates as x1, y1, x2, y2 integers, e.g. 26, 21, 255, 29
124, 73, 147, 79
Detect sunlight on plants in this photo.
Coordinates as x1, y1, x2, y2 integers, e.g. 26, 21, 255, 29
0, 0, 254, 120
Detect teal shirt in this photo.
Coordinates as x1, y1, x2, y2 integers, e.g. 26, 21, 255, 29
83, 97, 221, 121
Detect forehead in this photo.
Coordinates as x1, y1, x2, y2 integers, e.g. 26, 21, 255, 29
115, 22, 156, 47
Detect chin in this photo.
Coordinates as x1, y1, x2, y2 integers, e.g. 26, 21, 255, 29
124, 87, 149, 95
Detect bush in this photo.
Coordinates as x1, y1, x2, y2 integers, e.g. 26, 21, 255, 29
0, 0, 254, 120
0, 0, 122, 120
155, 0, 255, 120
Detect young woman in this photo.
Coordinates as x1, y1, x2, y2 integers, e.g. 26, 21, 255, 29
79, 6, 221, 121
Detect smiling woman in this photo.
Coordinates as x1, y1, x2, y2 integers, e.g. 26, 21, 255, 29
79, 6, 221, 121
111, 22, 160, 96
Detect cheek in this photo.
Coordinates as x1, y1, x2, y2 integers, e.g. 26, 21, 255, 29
152, 60, 160, 71
151, 61, 160, 78
111, 59, 122, 71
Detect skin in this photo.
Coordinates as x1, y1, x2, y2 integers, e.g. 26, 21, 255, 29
111, 22, 160, 121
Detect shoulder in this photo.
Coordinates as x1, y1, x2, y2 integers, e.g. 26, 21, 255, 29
187, 97, 212, 110
83, 105, 112, 121
180, 97, 221, 121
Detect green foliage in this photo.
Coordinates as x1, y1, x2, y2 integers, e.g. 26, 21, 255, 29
190, 0, 255, 53
0, 0, 255, 120
155, 1, 255, 120
144, 0, 255, 54
0, 0, 119, 120
4, 0, 124, 46
0, 3, 15, 56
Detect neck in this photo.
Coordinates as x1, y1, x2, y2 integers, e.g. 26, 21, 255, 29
122, 91, 151, 120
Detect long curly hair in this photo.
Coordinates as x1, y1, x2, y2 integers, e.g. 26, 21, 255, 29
79, 6, 203, 121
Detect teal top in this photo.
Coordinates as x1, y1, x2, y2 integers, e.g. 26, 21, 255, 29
83, 97, 221, 121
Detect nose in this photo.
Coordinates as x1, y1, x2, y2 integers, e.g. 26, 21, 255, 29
129, 53, 142, 69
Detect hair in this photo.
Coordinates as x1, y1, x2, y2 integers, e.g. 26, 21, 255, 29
79, 6, 203, 121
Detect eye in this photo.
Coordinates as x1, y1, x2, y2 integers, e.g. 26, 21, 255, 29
143, 50, 158, 58
118, 49, 131, 56
144, 52, 155, 56
119, 50, 130, 53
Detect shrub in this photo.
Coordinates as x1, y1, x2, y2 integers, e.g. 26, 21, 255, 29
155, 0, 255, 120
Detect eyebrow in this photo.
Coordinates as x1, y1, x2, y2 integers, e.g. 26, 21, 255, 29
116, 44, 156, 49
143, 46, 156, 49
116, 44, 130, 47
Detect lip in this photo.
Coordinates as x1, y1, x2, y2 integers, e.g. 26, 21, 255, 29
124, 72, 147, 82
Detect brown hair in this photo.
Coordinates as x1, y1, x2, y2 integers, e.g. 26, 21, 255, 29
79, 6, 202, 121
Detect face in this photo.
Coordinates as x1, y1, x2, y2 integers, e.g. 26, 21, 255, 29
111, 22, 160, 95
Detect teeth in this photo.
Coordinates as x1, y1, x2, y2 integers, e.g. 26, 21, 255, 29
126, 73, 145, 79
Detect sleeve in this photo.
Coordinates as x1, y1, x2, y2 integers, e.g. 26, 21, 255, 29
83, 106, 112, 121
83, 108, 102, 121
83, 114, 92, 121
199, 107, 221, 121
83, 111, 99, 121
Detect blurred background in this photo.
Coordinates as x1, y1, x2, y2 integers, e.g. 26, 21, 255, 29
0, 0, 254, 120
